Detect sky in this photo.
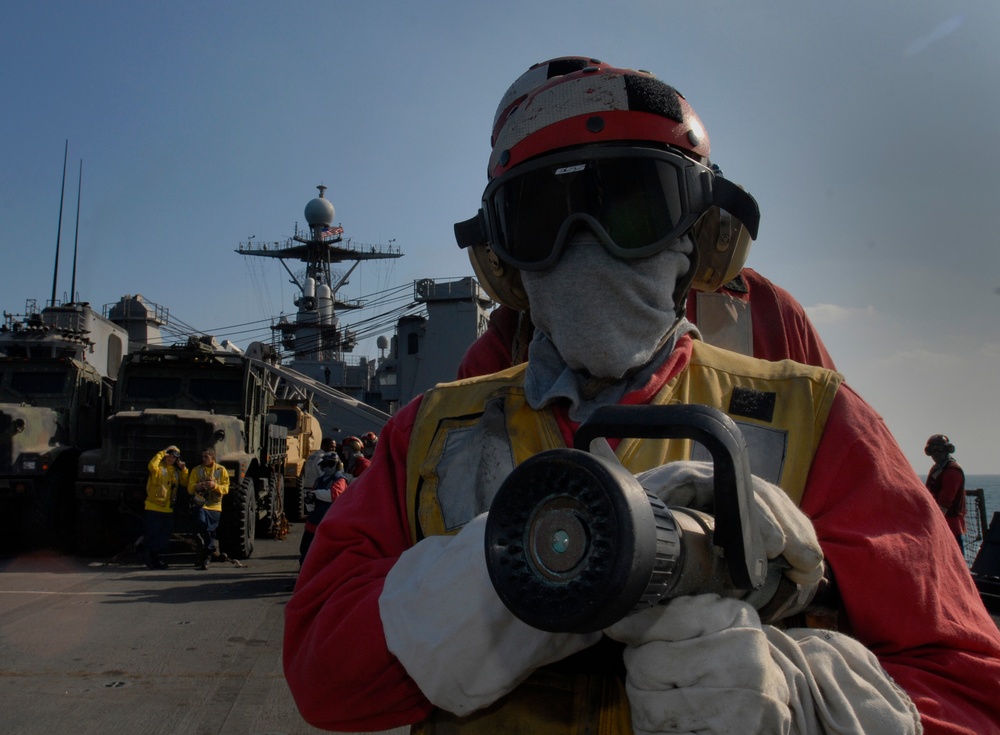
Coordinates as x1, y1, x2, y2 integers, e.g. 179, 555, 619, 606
3, 1, 1000, 474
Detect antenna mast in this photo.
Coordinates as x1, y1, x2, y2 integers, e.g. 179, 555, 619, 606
70, 159, 83, 303
50, 140, 68, 307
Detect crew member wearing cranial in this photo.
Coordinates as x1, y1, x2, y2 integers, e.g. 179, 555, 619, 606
284, 58, 1000, 734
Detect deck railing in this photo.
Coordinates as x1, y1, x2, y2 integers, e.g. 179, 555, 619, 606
964, 488, 989, 568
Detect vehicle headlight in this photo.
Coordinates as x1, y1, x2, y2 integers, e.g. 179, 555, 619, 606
82, 464, 97, 474
23, 460, 36, 470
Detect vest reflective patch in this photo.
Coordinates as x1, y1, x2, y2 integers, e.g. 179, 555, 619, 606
432, 398, 515, 531
691, 420, 787, 485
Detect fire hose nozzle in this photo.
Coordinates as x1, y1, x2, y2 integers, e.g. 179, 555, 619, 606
484, 404, 771, 633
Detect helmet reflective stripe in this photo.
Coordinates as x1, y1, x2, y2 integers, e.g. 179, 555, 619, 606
490, 69, 709, 177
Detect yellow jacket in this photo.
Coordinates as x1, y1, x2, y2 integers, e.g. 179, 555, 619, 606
145, 451, 189, 513
187, 462, 230, 511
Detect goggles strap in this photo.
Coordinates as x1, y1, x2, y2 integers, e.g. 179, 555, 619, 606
454, 210, 487, 249
711, 177, 760, 240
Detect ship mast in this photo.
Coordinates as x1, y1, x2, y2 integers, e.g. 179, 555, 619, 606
236, 185, 403, 364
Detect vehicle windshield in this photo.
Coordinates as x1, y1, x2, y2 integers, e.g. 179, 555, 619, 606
5, 371, 69, 397
270, 408, 299, 430
123, 376, 183, 401
189, 378, 242, 407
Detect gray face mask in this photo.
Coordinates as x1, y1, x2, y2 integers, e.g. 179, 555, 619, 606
521, 232, 693, 380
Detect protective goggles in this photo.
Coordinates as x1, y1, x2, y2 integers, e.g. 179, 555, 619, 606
455, 146, 759, 271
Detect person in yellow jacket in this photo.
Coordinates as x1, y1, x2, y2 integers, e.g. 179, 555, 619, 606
186, 447, 229, 569
143, 446, 188, 569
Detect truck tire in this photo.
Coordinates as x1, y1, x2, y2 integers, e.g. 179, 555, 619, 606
255, 477, 276, 538
20, 478, 57, 550
220, 477, 256, 560
284, 476, 306, 522
76, 502, 118, 557
21, 473, 75, 551
271, 474, 288, 539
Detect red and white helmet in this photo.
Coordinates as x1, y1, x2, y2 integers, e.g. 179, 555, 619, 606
491, 57, 616, 149
489, 63, 710, 178
457, 58, 757, 310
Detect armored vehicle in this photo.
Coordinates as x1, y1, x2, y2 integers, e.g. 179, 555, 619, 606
269, 398, 322, 522
0, 302, 126, 550
75, 336, 287, 559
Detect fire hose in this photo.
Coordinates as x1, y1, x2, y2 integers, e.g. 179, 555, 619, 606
485, 404, 826, 633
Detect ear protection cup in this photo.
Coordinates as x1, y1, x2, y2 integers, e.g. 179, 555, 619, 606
468, 243, 530, 311
689, 205, 753, 293
924, 434, 955, 455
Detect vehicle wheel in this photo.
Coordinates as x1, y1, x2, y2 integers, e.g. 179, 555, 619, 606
20, 473, 76, 551
270, 474, 289, 540
255, 477, 276, 538
284, 476, 306, 522
220, 477, 256, 559
76, 502, 118, 557
0, 498, 22, 554
20, 478, 57, 550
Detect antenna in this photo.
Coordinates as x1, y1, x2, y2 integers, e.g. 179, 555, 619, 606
70, 159, 83, 304
50, 140, 68, 307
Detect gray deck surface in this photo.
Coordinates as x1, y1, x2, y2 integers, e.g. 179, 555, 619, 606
0, 524, 407, 735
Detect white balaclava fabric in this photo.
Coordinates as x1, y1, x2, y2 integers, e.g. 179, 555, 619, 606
521, 232, 693, 381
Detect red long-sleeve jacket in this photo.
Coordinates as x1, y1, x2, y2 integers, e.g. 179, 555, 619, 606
927, 459, 967, 537
284, 336, 1000, 734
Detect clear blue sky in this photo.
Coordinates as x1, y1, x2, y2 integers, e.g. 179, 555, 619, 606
3, 1, 1000, 473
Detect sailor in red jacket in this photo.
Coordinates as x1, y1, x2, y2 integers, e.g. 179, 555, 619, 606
285, 57, 1000, 734
925, 434, 967, 552
340, 436, 371, 480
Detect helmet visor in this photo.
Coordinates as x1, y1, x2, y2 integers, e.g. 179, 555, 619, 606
482, 147, 711, 271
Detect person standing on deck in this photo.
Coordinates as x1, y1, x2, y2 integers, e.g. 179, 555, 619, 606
925, 433, 967, 553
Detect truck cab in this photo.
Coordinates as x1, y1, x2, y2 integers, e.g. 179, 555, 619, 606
0, 302, 123, 551
76, 337, 286, 558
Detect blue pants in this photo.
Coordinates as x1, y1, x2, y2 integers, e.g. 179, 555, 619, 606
194, 508, 221, 553
143, 510, 174, 562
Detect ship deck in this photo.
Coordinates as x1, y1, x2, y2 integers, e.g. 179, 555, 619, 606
1, 524, 996, 734
0, 524, 405, 735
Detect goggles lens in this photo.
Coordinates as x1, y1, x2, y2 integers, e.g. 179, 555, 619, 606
483, 148, 706, 270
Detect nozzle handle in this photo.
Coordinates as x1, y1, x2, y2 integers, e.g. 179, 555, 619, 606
573, 404, 765, 590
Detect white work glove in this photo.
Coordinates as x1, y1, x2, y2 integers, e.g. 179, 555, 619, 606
607, 594, 921, 735
636, 460, 823, 615
379, 513, 601, 716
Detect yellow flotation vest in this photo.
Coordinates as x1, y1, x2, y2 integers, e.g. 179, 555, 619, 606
406, 340, 842, 734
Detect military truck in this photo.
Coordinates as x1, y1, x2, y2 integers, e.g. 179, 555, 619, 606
269, 398, 322, 522
0, 303, 125, 551
75, 336, 287, 559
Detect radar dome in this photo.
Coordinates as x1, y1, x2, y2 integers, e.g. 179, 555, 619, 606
305, 184, 335, 227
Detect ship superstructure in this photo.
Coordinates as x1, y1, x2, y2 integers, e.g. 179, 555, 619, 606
236, 186, 402, 402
